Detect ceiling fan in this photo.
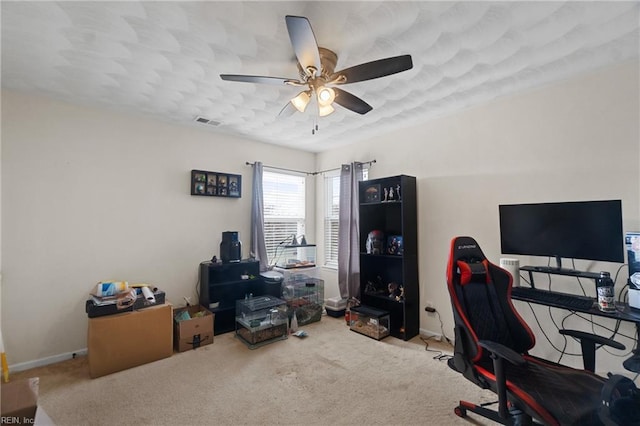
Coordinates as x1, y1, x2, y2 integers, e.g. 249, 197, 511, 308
220, 15, 413, 118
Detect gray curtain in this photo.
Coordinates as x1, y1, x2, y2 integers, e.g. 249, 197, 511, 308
250, 162, 268, 272
338, 162, 364, 300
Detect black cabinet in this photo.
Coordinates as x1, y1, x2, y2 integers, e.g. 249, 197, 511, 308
199, 260, 263, 335
359, 175, 419, 341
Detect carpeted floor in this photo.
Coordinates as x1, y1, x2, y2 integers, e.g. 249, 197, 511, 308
13, 315, 495, 425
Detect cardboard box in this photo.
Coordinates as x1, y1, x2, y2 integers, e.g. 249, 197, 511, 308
88, 303, 173, 378
1, 377, 38, 422
173, 305, 214, 352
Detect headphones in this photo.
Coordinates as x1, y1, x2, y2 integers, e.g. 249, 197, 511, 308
599, 374, 640, 426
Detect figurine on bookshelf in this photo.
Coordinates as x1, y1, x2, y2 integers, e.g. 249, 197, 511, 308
365, 281, 378, 295
388, 282, 401, 299
388, 186, 395, 201
366, 230, 384, 254
382, 187, 388, 202
396, 184, 401, 201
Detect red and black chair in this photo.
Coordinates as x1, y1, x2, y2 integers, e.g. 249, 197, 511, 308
446, 236, 631, 425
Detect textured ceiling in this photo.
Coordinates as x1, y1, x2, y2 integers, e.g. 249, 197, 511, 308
2, 1, 639, 152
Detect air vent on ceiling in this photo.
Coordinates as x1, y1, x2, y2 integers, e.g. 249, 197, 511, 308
194, 116, 221, 126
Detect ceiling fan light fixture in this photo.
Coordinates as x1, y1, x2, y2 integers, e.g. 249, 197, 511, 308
317, 86, 335, 106
318, 103, 335, 117
291, 91, 311, 112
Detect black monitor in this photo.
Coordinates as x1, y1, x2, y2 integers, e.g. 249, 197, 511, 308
499, 200, 624, 269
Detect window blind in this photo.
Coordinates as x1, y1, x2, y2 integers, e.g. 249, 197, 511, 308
324, 173, 340, 268
263, 170, 306, 265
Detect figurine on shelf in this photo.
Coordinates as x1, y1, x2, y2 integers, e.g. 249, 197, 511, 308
388, 186, 395, 201
365, 281, 377, 294
366, 230, 384, 255
387, 236, 400, 255
396, 184, 401, 201
382, 187, 388, 202
388, 282, 401, 299
396, 285, 404, 302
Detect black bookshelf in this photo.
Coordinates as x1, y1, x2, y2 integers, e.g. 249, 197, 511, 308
358, 175, 419, 340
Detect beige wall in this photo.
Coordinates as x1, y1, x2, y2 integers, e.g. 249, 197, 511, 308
1, 90, 315, 367
316, 61, 640, 376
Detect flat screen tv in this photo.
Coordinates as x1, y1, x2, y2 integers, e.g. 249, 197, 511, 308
499, 200, 624, 267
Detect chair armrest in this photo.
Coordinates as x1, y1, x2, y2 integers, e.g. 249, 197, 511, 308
558, 329, 625, 350
477, 340, 526, 419
478, 340, 526, 366
558, 329, 625, 372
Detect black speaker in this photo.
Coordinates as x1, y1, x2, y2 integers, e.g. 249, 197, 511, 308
220, 231, 242, 263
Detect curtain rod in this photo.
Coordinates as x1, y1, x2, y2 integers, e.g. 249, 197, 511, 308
313, 159, 376, 176
245, 159, 376, 176
245, 162, 311, 175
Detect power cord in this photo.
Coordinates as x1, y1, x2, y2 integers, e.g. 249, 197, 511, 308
421, 306, 454, 361
424, 306, 453, 345
420, 334, 453, 361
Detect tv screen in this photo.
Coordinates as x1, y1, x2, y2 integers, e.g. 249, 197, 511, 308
499, 200, 624, 263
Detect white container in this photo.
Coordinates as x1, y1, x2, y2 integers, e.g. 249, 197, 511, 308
325, 297, 347, 310
500, 258, 520, 287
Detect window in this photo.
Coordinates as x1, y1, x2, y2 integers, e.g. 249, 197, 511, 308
263, 170, 306, 266
324, 172, 340, 268
323, 167, 369, 269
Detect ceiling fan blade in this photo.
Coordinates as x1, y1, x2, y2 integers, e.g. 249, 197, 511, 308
220, 74, 303, 86
333, 87, 372, 115
330, 55, 413, 84
285, 15, 321, 77
278, 101, 297, 117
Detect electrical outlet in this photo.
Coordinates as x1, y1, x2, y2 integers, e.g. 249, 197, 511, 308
425, 302, 435, 313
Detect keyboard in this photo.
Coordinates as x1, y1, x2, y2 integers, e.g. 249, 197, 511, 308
511, 286, 596, 310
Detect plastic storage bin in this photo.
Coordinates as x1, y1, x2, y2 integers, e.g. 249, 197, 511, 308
349, 305, 390, 340
235, 296, 288, 349
325, 297, 347, 317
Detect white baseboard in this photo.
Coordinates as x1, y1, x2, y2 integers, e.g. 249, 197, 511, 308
419, 328, 443, 341
9, 348, 87, 372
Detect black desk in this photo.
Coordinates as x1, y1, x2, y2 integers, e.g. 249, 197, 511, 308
515, 266, 640, 325
511, 268, 640, 373
511, 287, 640, 324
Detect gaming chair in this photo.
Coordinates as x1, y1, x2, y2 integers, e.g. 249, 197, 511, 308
446, 236, 637, 425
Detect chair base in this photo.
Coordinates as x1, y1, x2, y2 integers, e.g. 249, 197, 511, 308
454, 400, 536, 426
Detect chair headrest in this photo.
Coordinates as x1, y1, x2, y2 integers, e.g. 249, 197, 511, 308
457, 259, 489, 285
448, 236, 490, 285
